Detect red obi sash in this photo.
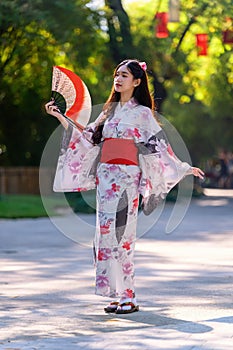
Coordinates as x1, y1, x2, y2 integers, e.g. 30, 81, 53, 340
100, 138, 138, 165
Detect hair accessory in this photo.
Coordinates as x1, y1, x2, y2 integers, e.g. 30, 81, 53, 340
139, 61, 147, 71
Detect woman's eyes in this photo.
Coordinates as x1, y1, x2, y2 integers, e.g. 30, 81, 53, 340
115, 73, 128, 78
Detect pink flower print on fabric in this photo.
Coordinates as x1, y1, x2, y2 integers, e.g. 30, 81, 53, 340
112, 183, 120, 192
68, 138, 80, 150
123, 128, 135, 138
108, 164, 120, 172
133, 128, 141, 138
123, 288, 134, 298
100, 217, 113, 235
129, 197, 139, 215
74, 187, 88, 191
100, 222, 111, 235
122, 262, 134, 275
105, 189, 115, 200
96, 275, 109, 289
158, 159, 166, 173
68, 141, 76, 150
132, 197, 139, 211
155, 139, 167, 154
122, 241, 131, 251
123, 128, 141, 139
108, 118, 121, 130
68, 161, 82, 173
142, 110, 150, 120
146, 179, 153, 191
167, 144, 175, 157
105, 183, 121, 200
98, 248, 112, 261
133, 172, 141, 186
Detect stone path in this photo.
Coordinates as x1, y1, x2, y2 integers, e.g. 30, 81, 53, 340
0, 189, 232, 349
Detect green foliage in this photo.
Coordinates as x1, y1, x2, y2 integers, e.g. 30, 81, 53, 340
123, 0, 233, 162
0, 0, 106, 165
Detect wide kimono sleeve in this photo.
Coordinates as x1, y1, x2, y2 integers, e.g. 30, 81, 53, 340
53, 115, 103, 192
135, 107, 193, 214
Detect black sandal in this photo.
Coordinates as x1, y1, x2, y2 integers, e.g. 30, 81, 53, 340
115, 302, 139, 314
104, 301, 119, 313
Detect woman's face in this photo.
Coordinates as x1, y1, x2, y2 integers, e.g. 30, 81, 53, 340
114, 64, 139, 95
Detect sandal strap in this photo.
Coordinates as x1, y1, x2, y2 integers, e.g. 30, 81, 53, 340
118, 301, 136, 308
104, 301, 119, 313
115, 301, 139, 314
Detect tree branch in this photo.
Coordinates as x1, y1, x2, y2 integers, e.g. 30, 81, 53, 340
174, 3, 209, 54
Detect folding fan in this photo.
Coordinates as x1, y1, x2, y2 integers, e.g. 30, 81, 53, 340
51, 66, 92, 131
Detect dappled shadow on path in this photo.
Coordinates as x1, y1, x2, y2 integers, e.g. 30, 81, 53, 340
1, 196, 232, 349
0, 301, 213, 349
83, 309, 212, 334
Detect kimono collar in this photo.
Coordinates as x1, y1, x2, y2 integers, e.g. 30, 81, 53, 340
119, 97, 139, 110
126, 97, 139, 109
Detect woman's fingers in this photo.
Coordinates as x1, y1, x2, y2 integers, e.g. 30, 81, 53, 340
192, 167, 205, 179
45, 100, 54, 112
45, 100, 61, 116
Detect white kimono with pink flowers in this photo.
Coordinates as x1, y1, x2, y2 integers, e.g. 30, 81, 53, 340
53, 98, 192, 299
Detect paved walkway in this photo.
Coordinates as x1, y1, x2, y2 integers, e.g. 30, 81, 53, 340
0, 189, 233, 349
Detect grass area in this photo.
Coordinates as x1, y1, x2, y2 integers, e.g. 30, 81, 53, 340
0, 194, 66, 219
0, 193, 97, 219
0, 186, 203, 219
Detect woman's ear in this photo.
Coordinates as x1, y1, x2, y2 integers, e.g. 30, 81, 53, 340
134, 78, 141, 87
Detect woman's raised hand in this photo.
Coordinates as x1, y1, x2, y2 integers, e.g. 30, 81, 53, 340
44, 99, 69, 129
45, 99, 61, 119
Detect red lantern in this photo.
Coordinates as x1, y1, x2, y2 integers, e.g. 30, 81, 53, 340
155, 12, 169, 38
196, 34, 208, 56
223, 30, 233, 44
222, 17, 233, 44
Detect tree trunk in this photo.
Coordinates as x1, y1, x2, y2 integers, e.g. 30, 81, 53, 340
105, 0, 134, 63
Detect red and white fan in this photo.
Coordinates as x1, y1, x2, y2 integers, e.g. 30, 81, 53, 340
51, 66, 92, 131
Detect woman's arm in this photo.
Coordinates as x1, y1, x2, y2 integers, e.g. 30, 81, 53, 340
137, 106, 205, 180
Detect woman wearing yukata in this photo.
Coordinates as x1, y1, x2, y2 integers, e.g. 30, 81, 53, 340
45, 59, 204, 314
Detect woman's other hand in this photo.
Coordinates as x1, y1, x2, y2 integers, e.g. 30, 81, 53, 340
192, 167, 205, 180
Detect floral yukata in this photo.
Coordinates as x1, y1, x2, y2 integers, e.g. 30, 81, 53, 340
53, 98, 192, 299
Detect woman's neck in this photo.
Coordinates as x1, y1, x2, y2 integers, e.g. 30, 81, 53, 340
120, 92, 133, 106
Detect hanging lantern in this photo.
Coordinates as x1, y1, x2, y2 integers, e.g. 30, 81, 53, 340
222, 18, 233, 44
223, 30, 233, 44
196, 34, 208, 56
169, 0, 180, 22
155, 12, 169, 38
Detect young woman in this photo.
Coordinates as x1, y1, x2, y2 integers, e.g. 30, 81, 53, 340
45, 59, 204, 314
